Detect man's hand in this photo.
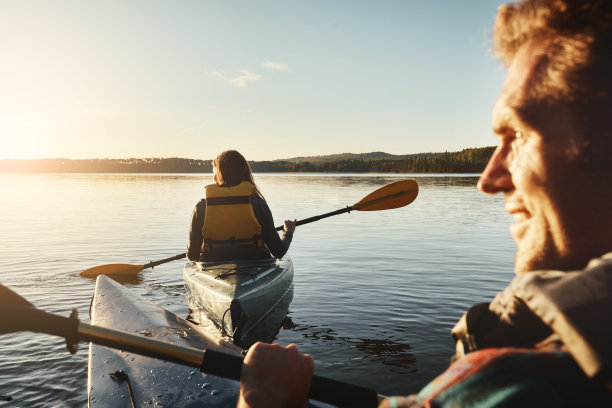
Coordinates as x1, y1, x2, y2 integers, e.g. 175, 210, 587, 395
238, 342, 314, 408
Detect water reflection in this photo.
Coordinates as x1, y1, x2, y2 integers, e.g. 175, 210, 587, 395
415, 175, 479, 187
283, 320, 418, 370
354, 338, 416, 369
0, 173, 513, 405
257, 174, 479, 189
235, 287, 294, 348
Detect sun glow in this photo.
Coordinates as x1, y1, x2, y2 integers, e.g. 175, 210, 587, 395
0, 1, 503, 161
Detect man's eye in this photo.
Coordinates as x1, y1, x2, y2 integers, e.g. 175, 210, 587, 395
509, 130, 526, 153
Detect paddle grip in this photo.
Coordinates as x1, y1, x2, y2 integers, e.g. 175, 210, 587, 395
275, 207, 352, 231
201, 348, 243, 381
310, 374, 379, 408
201, 349, 379, 408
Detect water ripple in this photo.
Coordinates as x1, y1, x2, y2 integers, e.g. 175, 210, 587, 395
0, 174, 514, 405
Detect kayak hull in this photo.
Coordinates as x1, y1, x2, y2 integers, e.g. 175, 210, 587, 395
87, 275, 242, 408
183, 257, 294, 346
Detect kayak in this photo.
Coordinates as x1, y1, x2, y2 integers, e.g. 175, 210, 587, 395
87, 275, 243, 407
183, 257, 294, 347
87, 275, 336, 408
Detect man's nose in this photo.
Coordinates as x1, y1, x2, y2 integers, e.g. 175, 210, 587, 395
477, 145, 513, 194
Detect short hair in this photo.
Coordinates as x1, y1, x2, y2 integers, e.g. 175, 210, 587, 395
494, 0, 611, 164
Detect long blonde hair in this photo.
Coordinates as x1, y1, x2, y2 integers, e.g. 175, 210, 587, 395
212, 150, 264, 200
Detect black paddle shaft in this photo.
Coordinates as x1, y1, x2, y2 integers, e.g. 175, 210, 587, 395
202, 349, 380, 408
142, 253, 186, 269
275, 206, 352, 231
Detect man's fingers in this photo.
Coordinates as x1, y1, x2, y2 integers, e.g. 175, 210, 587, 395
303, 353, 314, 374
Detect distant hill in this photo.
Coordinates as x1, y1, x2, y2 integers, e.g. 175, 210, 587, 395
0, 146, 495, 174
277, 151, 438, 163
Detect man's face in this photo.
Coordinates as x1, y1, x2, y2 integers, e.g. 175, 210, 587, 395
478, 40, 589, 274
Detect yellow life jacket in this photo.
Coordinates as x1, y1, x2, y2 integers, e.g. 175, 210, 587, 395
201, 181, 264, 259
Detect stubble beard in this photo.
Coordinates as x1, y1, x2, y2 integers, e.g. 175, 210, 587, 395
513, 220, 558, 275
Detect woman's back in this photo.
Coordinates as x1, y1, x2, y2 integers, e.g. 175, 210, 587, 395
186, 150, 295, 262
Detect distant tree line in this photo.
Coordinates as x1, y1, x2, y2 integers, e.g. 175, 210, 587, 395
0, 147, 495, 174
0, 157, 213, 173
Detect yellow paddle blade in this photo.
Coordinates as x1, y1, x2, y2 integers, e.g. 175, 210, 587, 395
352, 179, 418, 211
80, 263, 145, 277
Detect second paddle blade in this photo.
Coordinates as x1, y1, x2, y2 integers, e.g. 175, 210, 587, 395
80, 263, 144, 277
353, 179, 418, 211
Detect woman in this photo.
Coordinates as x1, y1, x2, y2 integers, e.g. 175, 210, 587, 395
187, 150, 296, 262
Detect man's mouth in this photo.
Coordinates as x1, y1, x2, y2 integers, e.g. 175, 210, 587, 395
506, 203, 531, 237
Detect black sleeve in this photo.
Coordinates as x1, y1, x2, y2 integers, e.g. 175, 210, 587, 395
187, 199, 206, 261
252, 198, 293, 259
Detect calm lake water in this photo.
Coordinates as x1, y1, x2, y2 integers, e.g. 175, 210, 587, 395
0, 173, 515, 407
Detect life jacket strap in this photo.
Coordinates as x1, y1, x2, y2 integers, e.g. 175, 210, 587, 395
204, 234, 262, 249
205, 196, 251, 206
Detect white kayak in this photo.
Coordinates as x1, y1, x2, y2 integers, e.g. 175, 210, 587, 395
87, 275, 243, 407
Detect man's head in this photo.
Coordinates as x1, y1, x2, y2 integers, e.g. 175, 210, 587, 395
478, 0, 612, 274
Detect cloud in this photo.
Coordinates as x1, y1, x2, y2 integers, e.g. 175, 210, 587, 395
231, 70, 263, 88
211, 70, 263, 88
211, 62, 290, 88
262, 61, 292, 72
210, 71, 227, 81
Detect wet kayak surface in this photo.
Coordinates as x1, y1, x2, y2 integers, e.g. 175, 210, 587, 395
88, 275, 243, 407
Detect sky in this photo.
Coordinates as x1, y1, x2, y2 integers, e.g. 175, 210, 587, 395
0, 0, 507, 161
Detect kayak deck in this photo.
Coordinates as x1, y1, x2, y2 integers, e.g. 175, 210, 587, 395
87, 275, 242, 407
183, 257, 294, 346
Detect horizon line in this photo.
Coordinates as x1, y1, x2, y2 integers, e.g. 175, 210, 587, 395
0, 146, 495, 162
